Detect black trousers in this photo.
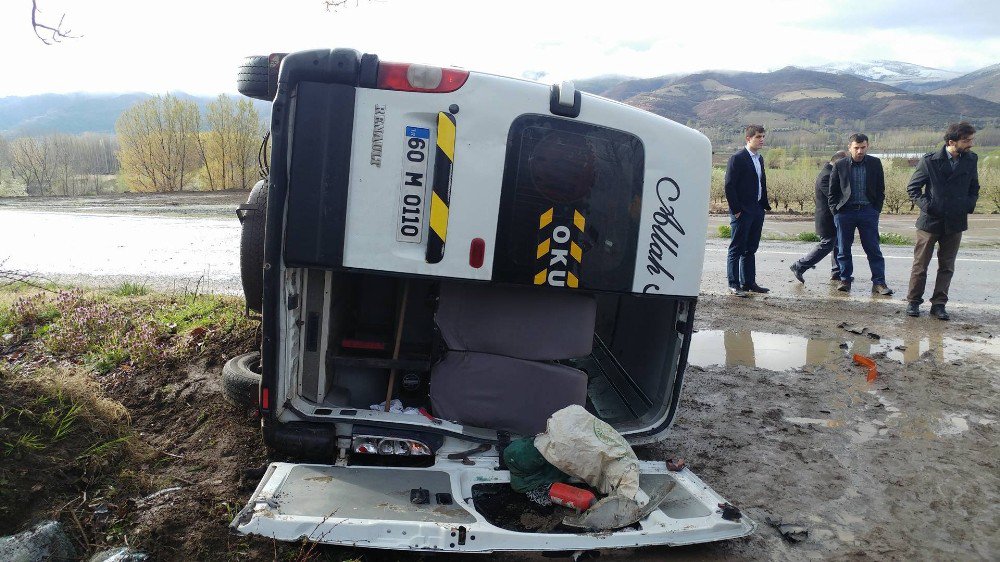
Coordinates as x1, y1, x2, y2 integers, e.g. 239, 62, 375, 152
727, 209, 765, 288
793, 235, 840, 277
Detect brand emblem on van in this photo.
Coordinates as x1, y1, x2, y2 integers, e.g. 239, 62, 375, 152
534, 208, 585, 288
370, 104, 386, 167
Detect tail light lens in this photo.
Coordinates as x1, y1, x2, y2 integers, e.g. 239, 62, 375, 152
353, 436, 432, 456
377, 62, 469, 93
469, 238, 486, 268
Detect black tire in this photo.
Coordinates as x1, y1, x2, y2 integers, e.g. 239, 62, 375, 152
239, 180, 267, 313
222, 352, 261, 409
237, 55, 270, 100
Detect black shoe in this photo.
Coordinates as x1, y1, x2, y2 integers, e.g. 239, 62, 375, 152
872, 284, 894, 296
744, 284, 770, 294
728, 286, 749, 298
906, 302, 920, 317
830, 275, 841, 282
837, 280, 851, 292
929, 304, 949, 321
790, 264, 805, 283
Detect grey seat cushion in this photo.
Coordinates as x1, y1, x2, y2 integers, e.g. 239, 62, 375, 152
430, 351, 588, 437
436, 282, 596, 361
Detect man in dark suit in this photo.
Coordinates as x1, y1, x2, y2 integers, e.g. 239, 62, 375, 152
827, 133, 893, 296
791, 150, 847, 283
724, 124, 771, 297
904, 122, 980, 320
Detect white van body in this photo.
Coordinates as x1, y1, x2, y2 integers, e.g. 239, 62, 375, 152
230, 49, 753, 553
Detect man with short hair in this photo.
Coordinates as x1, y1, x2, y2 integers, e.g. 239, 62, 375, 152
724, 125, 771, 297
904, 122, 980, 320
790, 150, 848, 283
827, 133, 892, 295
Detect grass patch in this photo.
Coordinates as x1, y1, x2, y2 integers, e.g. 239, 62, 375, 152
717, 225, 731, 238
797, 231, 821, 242
0, 288, 257, 376
156, 295, 233, 334
879, 232, 912, 245
111, 281, 150, 297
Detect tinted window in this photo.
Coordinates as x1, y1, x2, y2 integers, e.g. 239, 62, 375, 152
493, 115, 645, 292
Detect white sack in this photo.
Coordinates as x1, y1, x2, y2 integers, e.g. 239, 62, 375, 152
533, 405, 640, 500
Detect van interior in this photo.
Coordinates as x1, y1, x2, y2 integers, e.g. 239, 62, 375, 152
280, 267, 689, 438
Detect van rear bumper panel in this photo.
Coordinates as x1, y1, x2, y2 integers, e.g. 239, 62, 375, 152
232, 460, 755, 552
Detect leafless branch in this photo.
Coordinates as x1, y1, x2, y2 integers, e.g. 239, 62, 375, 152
323, 0, 379, 12
31, 0, 79, 45
1, 259, 54, 291
323, 0, 356, 11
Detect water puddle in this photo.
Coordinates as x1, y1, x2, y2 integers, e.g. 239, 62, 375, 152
688, 329, 998, 370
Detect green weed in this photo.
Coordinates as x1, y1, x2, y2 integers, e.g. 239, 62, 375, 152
717, 225, 732, 238
112, 281, 150, 297
77, 436, 131, 461
51, 404, 81, 441
797, 231, 821, 242
156, 295, 227, 333
3, 432, 45, 456
36, 391, 82, 442
879, 232, 912, 245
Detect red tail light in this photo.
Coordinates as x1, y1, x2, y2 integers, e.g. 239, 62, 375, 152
469, 238, 485, 268
261, 387, 270, 410
377, 62, 469, 93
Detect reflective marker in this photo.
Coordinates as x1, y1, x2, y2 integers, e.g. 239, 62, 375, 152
470, 238, 485, 268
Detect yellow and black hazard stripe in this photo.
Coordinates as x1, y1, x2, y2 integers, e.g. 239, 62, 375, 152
426, 112, 455, 264
534, 208, 586, 288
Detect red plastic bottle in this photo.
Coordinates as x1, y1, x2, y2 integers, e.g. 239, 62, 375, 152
549, 482, 597, 511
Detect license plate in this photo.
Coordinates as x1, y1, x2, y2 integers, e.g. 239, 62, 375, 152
397, 126, 430, 243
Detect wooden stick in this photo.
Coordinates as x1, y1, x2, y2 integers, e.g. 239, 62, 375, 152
384, 280, 410, 412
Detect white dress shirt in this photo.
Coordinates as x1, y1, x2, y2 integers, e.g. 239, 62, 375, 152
747, 147, 763, 201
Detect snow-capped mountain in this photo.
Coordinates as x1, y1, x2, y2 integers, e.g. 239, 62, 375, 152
806, 60, 962, 91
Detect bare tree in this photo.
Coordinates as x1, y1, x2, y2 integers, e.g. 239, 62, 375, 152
31, 0, 78, 45
10, 136, 55, 196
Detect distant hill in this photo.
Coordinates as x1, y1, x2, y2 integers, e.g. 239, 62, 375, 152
3, 61, 998, 139
929, 63, 1000, 103
0, 93, 271, 137
805, 60, 962, 93
572, 75, 639, 96
607, 67, 1000, 131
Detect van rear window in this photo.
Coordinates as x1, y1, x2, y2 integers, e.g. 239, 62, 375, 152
493, 115, 644, 292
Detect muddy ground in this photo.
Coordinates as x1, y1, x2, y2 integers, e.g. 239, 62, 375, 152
634, 294, 999, 561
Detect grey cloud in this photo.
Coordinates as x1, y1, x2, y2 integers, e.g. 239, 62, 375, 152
800, 0, 1000, 41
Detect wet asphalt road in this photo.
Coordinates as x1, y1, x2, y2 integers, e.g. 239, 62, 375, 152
700, 237, 1000, 313
2, 210, 998, 314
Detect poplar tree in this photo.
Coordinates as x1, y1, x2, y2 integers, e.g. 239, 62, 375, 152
116, 95, 201, 192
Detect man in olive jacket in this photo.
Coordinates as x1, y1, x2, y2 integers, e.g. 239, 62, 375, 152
904, 122, 980, 320
827, 133, 892, 295
790, 150, 847, 282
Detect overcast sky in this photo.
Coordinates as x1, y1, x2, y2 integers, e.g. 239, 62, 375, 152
1, 0, 998, 97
